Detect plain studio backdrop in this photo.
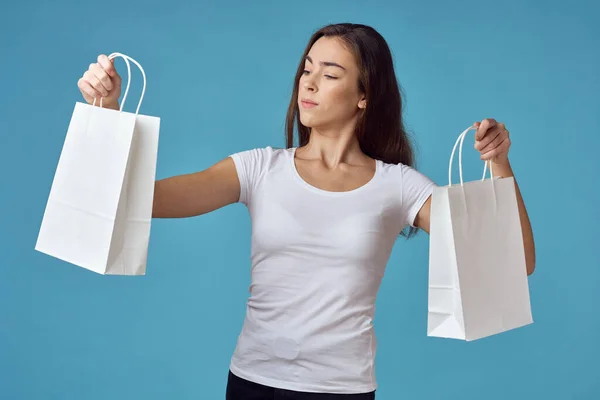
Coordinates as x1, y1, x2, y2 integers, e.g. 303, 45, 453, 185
1, 0, 598, 399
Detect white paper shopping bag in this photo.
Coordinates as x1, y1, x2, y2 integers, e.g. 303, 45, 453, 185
427, 126, 533, 341
35, 52, 160, 275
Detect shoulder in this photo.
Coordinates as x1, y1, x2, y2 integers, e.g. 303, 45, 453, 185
369, 160, 436, 229
376, 160, 435, 186
377, 160, 437, 206
230, 145, 291, 158
229, 146, 293, 182
229, 146, 291, 168
228, 146, 292, 205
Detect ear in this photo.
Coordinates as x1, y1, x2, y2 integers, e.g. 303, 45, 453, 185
358, 96, 367, 109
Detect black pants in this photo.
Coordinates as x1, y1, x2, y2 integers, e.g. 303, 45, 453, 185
226, 370, 376, 399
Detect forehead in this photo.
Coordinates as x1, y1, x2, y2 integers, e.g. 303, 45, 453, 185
306, 36, 356, 67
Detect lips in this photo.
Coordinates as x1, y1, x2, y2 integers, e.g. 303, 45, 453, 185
300, 99, 318, 108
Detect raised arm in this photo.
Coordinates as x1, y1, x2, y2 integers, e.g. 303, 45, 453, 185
152, 157, 240, 218
414, 119, 536, 276
78, 54, 242, 219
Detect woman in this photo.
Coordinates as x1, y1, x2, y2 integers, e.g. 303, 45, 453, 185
78, 23, 535, 399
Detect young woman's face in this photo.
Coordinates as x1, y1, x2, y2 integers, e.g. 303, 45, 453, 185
297, 36, 366, 131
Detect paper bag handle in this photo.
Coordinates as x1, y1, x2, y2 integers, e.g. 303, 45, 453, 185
448, 126, 494, 186
92, 52, 147, 115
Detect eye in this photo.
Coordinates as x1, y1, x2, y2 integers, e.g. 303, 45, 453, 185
302, 70, 337, 79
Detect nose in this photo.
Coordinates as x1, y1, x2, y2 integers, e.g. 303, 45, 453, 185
303, 76, 317, 92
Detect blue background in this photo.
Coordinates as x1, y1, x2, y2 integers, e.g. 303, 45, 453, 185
1, 0, 598, 399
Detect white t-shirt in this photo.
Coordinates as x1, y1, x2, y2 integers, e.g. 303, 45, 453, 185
228, 146, 436, 394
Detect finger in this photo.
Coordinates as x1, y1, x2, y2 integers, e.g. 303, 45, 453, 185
497, 122, 506, 135
84, 69, 109, 97
78, 78, 103, 99
90, 62, 113, 92
97, 54, 117, 77
479, 129, 505, 153
484, 118, 498, 127
476, 124, 505, 150
480, 139, 510, 160
89, 63, 113, 93
475, 118, 497, 140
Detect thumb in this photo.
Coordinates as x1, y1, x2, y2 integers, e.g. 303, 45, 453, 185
108, 59, 117, 77
110, 64, 122, 82
473, 121, 484, 140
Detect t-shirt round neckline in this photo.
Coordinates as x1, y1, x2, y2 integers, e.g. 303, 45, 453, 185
288, 147, 380, 197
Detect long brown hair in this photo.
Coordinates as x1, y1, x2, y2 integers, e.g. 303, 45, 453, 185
285, 23, 419, 237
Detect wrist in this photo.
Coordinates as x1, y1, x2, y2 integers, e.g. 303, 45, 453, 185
101, 99, 120, 111
490, 157, 514, 178
491, 156, 510, 168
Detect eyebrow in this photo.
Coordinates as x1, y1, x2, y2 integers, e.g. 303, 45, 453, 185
306, 55, 346, 71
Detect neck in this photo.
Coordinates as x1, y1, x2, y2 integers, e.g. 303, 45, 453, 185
300, 118, 369, 168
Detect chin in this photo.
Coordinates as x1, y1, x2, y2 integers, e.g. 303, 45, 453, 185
299, 114, 316, 128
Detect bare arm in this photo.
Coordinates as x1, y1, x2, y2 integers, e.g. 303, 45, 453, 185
152, 157, 241, 218
488, 160, 536, 275
75, 55, 241, 219
100, 99, 241, 218
416, 119, 536, 276
414, 196, 432, 235
414, 164, 535, 276
473, 119, 536, 275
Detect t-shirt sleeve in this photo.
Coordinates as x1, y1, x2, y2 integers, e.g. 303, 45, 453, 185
399, 164, 437, 228
229, 146, 272, 206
